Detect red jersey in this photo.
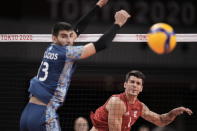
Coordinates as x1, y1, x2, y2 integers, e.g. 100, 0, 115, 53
90, 93, 143, 131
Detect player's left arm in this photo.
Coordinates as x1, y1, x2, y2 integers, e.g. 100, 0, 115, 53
74, 0, 109, 36
141, 103, 193, 127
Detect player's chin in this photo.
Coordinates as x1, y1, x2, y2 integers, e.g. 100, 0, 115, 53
131, 93, 138, 96
128, 91, 138, 96
62, 43, 73, 46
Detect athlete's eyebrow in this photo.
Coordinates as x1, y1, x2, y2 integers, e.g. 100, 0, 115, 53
60, 33, 69, 37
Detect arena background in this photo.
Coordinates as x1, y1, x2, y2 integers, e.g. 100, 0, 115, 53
0, 0, 197, 130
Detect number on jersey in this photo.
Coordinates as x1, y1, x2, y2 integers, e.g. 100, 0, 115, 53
37, 61, 49, 81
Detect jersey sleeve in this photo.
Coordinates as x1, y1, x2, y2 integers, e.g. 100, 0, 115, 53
73, 5, 100, 36
65, 46, 84, 62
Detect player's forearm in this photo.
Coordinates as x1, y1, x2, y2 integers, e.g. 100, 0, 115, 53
74, 5, 100, 35
93, 24, 120, 52
108, 122, 122, 131
159, 111, 176, 126
109, 126, 121, 131
108, 117, 122, 131
80, 24, 120, 59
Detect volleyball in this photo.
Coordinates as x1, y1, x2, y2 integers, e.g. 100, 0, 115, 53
147, 23, 177, 54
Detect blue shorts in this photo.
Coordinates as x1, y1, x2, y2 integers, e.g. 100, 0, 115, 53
20, 103, 61, 131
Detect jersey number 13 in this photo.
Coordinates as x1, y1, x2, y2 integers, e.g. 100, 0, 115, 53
37, 61, 49, 81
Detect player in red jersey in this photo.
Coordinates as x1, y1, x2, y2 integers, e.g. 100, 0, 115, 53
90, 70, 193, 131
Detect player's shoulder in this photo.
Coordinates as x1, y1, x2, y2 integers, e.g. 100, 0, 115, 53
108, 95, 125, 106
111, 92, 123, 97
136, 99, 143, 105
46, 44, 62, 51
106, 95, 126, 112
46, 44, 68, 54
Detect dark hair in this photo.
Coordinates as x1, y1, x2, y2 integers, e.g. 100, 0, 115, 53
52, 22, 74, 36
125, 70, 145, 83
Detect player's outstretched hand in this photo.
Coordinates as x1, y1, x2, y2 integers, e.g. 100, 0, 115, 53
96, 0, 109, 8
171, 107, 193, 116
114, 10, 131, 27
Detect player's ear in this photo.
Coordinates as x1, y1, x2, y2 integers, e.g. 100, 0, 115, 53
140, 85, 143, 92
52, 35, 57, 43
124, 82, 127, 89
73, 31, 78, 40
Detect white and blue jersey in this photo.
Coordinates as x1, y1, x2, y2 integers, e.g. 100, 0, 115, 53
20, 5, 101, 131
20, 44, 84, 131
28, 43, 84, 109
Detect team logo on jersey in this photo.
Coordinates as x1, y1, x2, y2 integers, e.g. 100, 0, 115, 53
133, 111, 138, 118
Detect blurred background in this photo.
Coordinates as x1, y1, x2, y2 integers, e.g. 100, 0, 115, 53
0, 0, 197, 130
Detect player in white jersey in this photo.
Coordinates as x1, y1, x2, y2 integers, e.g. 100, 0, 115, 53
20, 0, 131, 130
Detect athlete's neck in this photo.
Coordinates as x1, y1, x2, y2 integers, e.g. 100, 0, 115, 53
125, 93, 137, 104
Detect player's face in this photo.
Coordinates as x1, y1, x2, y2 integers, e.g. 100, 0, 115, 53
124, 76, 143, 96
53, 30, 77, 46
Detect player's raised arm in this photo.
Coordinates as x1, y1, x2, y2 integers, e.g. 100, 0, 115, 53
74, 0, 109, 36
141, 103, 193, 127
79, 10, 131, 59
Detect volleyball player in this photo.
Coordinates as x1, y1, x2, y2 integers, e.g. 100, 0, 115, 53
19, 1, 131, 131
90, 70, 193, 131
